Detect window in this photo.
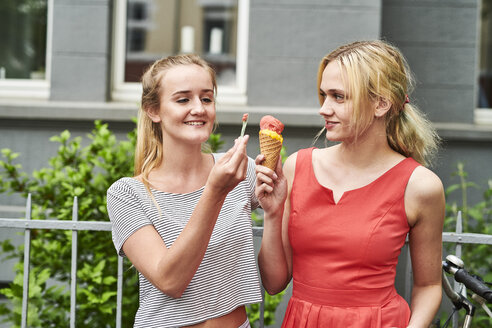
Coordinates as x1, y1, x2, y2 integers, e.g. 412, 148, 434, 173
478, 0, 491, 109
112, 0, 249, 104
0, 0, 52, 99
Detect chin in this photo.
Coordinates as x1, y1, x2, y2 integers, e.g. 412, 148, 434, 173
325, 135, 343, 142
195, 135, 211, 144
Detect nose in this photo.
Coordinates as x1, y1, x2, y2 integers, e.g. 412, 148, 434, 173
190, 97, 206, 115
319, 97, 334, 117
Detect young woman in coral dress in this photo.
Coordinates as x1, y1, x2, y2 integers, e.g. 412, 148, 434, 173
255, 40, 445, 327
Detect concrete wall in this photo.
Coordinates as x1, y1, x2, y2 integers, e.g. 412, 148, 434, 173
248, 0, 382, 107
382, 0, 478, 123
50, 0, 112, 101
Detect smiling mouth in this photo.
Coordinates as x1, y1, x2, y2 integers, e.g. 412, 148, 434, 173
185, 122, 205, 126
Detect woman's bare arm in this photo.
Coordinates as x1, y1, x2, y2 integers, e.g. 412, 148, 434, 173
122, 137, 250, 298
256, 152, 296, 294
405, 166, 445, 328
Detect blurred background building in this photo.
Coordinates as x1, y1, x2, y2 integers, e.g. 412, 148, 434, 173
0, 0, 491, 324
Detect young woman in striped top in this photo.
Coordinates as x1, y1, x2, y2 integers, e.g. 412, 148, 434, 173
107, 54, 262, 328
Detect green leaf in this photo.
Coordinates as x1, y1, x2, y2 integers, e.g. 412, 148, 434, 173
445, 184, 461, 195
103, 276, 117, 285
73, 186, 85, 196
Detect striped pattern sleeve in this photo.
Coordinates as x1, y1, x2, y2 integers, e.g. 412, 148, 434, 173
247, 156, 260, 210
106, 178, 152, 256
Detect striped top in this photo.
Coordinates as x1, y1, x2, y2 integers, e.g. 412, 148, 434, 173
106, 154, 262, 328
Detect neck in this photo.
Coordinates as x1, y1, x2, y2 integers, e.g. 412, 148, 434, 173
146, 140, 212, 193
337, 118, 397, 168
160, 140, 207, 174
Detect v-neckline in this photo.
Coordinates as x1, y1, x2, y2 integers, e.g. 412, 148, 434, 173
311, 155, 410, 205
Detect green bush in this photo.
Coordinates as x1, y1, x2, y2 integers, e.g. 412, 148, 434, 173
0, 121, 138, 327
442, 162, 492, 327
247, 290, 287, 327
0, 121, 285, 327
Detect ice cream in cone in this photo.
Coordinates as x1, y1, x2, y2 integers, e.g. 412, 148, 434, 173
259, 115, 284, 170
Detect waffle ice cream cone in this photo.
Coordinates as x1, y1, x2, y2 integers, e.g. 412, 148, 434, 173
259, 115, 284, 170
259, 131, 282, 170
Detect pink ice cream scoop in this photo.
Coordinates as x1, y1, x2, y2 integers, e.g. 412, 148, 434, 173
259, 115, 284, 134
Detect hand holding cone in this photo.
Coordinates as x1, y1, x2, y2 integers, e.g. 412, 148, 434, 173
259, 115, 284, 170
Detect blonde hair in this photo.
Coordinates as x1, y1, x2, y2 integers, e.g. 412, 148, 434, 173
316, 40, 440, 166
134, 54, 217, 187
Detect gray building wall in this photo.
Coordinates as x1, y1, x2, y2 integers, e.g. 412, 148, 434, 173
247, 0, 382, 107
50, 0, 112, 101
1, 0, 491, 326
382, 0, 478, 123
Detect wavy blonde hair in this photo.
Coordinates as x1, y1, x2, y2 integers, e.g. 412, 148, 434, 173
134, 54, 217, 188
316, 40, 440, 166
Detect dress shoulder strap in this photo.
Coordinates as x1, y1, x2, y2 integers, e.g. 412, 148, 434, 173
291, 147, 316, 193
366, 157, 421, 202
386, 157, 421, 183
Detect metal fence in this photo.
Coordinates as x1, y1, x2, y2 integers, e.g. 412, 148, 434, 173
441, 211, 492, 328
0, 196, 491, 328
0, 195, 266, 328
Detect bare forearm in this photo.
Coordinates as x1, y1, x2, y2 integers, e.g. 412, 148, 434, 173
258, 212, 290, 294
407, 284, 442, 328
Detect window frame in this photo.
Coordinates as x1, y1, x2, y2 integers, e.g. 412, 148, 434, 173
0, 0, 53, 100
111, 0, 250, 105
475, 0, 492, 125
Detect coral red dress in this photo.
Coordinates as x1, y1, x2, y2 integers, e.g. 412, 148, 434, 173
282, 147, 420, 328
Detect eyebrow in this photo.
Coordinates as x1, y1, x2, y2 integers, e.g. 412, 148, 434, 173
172, 89, 214, 96
319, 88, 345, 94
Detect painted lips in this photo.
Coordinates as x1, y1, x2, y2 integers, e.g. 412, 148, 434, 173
325, 121, 338, 129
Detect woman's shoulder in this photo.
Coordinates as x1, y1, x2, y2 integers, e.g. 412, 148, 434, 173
283, 147, 316, 178
107, 177, 145, 196
406, 165, 445, 214
404, 164, 445, 227
408, 166, 444, 196
109, 176, 140, 187
284, 146, 323, 168
283, 151, 298, 169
